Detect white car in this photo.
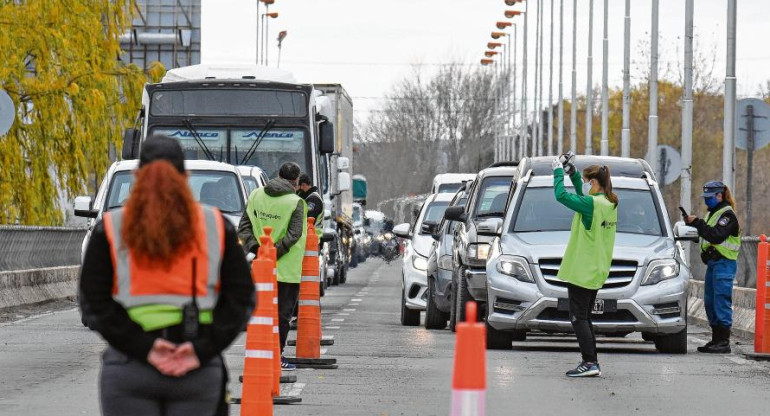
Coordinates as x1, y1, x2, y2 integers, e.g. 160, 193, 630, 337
393, 192, 453, 326
74, 160, 248, 259
237, 165, 269, 197
431, 173, 477, 195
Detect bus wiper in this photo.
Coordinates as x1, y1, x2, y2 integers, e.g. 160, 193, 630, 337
240, 119, 276, 165
182, 119, 216, 161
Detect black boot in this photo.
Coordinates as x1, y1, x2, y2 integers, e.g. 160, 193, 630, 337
701, 326, 731, 354
697, 326, 717, 353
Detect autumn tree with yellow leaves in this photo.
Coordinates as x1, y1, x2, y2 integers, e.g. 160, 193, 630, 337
0, 0, 151, 225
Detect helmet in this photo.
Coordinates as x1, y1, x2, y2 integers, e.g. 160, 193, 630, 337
701, 181, 726, 197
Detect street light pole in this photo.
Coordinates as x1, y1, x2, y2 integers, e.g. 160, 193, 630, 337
533, 0, 541, 157
723, 0, 737, 189
557, 0, 564, 155
548, 0, 554, 156
521, 1, 528, 159
513, 25, 518, 160
537, 0, 545, 156
600, 0, 609, 156
648, 0, 659, 174
621, 0, 631, 157
585, 0, 594, 155
681, 0, 694, 263
256, 0, 260, 65
570, 0, 577, 153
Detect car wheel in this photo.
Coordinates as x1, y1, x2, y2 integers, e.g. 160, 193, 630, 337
400, 281, 421, 326
350, 252, 359, 268
320, 276, 326, 297
425, 278, 448, 330
641, 332, 656, 342
332, 264, 341, 286
485, 319, 513, 350
455, 266, 475, 323
339, 265, 348, 284
654, 326, 688, 354
510, 329, 527, 341
448, 272, 458, 332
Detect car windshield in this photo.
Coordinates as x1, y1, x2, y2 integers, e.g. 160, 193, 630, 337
511, 187, 663, 236
474, 176, 512, 218
242, 176, 260, 195
106, 170, 245, 214
437, 183, 462, 193
423, 201, 449, 223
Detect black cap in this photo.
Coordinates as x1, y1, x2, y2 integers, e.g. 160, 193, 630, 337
298, 173, 312, 186
139, 135, 185, 174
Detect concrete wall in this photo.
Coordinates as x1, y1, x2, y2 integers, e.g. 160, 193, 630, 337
0, 226, 86, 271
0, 266, 80, 309
687, 237, 760, 288
688, 279, 756, 339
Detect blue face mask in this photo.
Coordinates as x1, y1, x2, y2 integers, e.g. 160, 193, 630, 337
704, 196, 719, 209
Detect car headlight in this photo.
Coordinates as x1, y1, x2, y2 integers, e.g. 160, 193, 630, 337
439, 255, 453, 270
641, 259, 680, 286
376, 235, 384, 242
412, 255, 428, 271
496, 255, 535, 283
467, 243, 490, 261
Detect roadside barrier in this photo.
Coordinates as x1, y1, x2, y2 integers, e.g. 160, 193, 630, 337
451, 301, 486, 416
287, 218, 338, 369
754, 235, 770, 355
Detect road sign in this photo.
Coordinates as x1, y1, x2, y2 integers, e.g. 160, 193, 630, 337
735, 98, 770, 151
0, 90, 14, 136
656, 145, 682, 186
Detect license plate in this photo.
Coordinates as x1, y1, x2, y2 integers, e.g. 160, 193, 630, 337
592, 299, 605, 315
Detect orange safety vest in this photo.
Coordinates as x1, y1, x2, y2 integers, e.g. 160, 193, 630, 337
103, 204, 225, 330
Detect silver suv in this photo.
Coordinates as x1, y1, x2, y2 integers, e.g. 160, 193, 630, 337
485, 156, 693, 353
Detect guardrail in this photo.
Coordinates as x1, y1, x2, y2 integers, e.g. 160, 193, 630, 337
688, 237, 760, 288
0, 226, 86, 271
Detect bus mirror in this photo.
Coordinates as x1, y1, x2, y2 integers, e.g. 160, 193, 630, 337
319, 120, 335, 154
122, 128, 139, 160
338, 172, 351, 192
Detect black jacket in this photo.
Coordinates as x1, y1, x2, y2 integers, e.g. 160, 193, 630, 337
689, 201, 740, 245
298, 186, 323, 224
79, 214, 254, 365
238, 177, 305, 258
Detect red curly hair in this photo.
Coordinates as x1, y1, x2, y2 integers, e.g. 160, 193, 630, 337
122, 160, 199, 268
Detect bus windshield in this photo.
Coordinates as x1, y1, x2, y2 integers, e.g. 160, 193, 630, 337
150, 89, 307, 117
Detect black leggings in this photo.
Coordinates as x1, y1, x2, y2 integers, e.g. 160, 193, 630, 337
567, 283, 599, 363
278, 281, 300, 354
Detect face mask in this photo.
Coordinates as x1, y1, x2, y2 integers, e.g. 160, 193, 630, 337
704, 196, 719, 209
582, 181, 593, 195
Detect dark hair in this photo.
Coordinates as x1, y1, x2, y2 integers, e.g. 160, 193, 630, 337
583, 165, 618, 207
722, 186, 736, 209
298, 173, 313, 186
139, 135, 185, 174
278, 162, 301, 181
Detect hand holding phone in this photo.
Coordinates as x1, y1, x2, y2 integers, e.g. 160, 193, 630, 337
678, 206, 688, 218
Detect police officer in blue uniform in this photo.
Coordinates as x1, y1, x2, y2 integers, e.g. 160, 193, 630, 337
685, 181, 741, 354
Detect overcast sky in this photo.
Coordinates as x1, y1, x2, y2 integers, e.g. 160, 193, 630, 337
203, 0, 770, 123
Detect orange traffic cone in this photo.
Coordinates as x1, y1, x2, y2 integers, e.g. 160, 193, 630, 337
450, 301, 486, 416
240, 255, 275, 416
287, 218, 337, 369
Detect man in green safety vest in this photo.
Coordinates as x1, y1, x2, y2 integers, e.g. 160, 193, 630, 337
685, 181, 741, 354
239, 162, 308, 371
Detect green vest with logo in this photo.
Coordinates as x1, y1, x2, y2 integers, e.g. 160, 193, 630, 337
557, 194, 618, 290
700, 205, 741, 260
247, 188, 308, 283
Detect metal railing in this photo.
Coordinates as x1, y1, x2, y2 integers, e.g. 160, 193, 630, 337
688, 236, 760, 288
0, 226, 86, 272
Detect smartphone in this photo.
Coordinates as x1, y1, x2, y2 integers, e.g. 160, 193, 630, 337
678, 206, 688, 218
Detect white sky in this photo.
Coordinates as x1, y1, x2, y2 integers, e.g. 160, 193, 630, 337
203, 0, 770, 124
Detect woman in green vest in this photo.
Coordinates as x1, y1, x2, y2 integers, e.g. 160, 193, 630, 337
685, 181, 741, 354
552, 160, 618, 377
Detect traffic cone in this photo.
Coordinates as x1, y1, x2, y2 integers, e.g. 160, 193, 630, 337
286, 218, 338, 369
450, 301, 486, 416
240, 256, 275, 416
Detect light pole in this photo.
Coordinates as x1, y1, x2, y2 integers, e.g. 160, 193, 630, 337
585, 0, 594, 155
557, 0, 564, 155
276, 30, 287, 68
503, 7, 524, 158
570, 0, 577, 153
493, 30, 515, 160
262, 12, 279, 66
505, 2, 527, 159
496, 21, 513, 159
533, 0, 541, 157
547, 0, 554, 156
259, 0, 275, 65
486, 49, 503, 161
681, 0, 694, 263
537, 0, 545, 156
482, 59, 498, 160
600, 0, 608, 156
723, 0, 737, 189
648, 0, 659, 174
621, 0, 631, 157
489, 40, 507, 159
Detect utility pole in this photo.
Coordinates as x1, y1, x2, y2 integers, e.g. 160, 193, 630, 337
723, 0, 737, 189
585, 0, 594, 155
680, 0, 694, 260
648, 0, 659, 174
533, 0, 541, 157
743, 105, 758, 235
570, 0, 577, 153
621, 0, 631, 157
538, 0, 545, 156
548, 0, 555, 156
513, 25, 518, 160
557, 0, 564, 155
520, 0, 529, 159
256, 0, 261, 65
600, 0, 609, 156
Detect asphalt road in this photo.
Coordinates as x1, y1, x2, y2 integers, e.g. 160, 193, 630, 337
2, 258, 770, 415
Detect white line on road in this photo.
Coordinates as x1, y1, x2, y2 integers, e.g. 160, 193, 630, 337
336, 313, 350, 316
343, 309, 356, 312
331, 318, 345, 322
351, 299, 363, 302
283, 382, 305, 398
324, 326, 341, 329
321, 348, 327, 354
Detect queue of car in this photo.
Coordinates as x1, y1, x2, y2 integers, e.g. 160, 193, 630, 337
394, 156, 698, 354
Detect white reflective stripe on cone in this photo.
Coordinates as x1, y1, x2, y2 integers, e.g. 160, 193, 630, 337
302, 275, 321, 282
255, 283, 274, 291
304, 250, 319, 256
245, 350, 273, 359
249, 316, 273, 325
273, 297, 278, 304
765, 303, 770, 310
298, 300, 320, 306
765, 281, 770, 287
273, 326, 279, 333
450, 389, 486, 416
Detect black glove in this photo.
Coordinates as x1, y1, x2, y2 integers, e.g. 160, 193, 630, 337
559, 151, 576, 175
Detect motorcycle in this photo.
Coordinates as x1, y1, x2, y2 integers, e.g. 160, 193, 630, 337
379, 232, 400, 264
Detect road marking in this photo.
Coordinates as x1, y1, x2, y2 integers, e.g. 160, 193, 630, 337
351, 298, 363, 302
324, 326, 341, 329
283, 382, 305, 398
343, 308, 356, 312
321, 348, 328, 354
336, 313, 350, 316
331, 318, 345, 322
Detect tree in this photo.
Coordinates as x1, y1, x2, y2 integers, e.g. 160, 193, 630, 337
0, 0, 149, 225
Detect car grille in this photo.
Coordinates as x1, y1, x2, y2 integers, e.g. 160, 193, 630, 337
538, 259, 638, 289
536, 308, 638, 323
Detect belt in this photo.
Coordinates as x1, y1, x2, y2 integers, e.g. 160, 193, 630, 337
147, 323, 213, 343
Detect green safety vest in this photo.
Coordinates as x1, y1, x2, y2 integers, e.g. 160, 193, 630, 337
247, 188, 308, 283
557, 195, 618, 290
700, 205, 741, 260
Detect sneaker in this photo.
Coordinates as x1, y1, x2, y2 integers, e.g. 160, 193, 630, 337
281, 356, 296, 371
566, 361, 601, 377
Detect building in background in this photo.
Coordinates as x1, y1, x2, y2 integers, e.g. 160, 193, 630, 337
119, 0, 201, 70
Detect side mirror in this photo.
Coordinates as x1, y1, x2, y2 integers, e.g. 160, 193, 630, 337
121, 128, 139, 160
337, 156, 350, 171
420, 220, 438, 235
321, 232, 335, 243
393, 223, 411, 239
338, 172, 351, 192
74, 196, 97, 218
319, 120, 335, 154
477, 217, 504, 236
444, 206, 467, 223
673, 221, 699, 242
